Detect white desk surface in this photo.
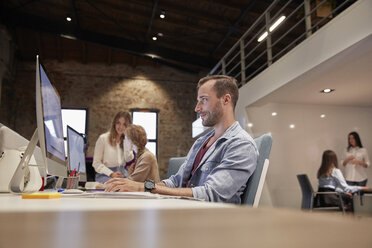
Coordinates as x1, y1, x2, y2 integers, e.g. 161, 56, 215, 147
0, 193, 232, 212
1, 193, 372, 248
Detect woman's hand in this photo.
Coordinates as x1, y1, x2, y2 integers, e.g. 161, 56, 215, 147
347, 155, 355, 162
104, 178, 143, 192
110, 171, 124, 178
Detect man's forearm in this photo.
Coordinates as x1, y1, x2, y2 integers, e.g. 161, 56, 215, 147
153, 182, 193, 197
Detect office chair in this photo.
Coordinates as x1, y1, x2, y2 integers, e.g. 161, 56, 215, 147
296, 174, 345, 213
167, 156, 187, 178
241, 133, 273, 207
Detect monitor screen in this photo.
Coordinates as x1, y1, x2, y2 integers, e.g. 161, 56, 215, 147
36, 56, 67, 177
67, 125, 87, 182
8, 55, 67, 192
40, 64, 66, 162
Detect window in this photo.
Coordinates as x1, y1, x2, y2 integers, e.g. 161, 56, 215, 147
131, 109, 158, 157
61, 108, 88, 156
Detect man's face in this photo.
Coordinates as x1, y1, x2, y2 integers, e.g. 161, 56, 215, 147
195, 80, 223, 127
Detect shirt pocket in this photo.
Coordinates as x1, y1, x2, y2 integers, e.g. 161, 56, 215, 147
200, 160, 218, 174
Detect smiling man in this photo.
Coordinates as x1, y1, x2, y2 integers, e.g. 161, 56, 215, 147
105, 75, 258, 203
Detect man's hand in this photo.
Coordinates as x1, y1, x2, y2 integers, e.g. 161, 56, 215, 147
104, 178, 143, 192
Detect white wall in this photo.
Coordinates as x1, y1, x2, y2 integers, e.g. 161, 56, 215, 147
247, 103, 372, 209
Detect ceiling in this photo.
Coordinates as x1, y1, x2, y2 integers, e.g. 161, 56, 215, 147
251, 34, 372, 107
1, 0, 290, 72
0, 0, 271, 71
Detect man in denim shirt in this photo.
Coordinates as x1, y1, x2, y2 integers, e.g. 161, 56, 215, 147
105, 75, 258, 203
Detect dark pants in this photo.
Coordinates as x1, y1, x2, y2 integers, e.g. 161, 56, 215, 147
346, 179, 367, 186
95, 166, 128, 184
316, 187, 353, 211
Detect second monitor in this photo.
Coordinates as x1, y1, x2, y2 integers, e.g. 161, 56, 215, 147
67, 125, 87, 182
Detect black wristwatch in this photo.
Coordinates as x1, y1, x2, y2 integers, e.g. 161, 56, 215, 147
144, 180, 155, 193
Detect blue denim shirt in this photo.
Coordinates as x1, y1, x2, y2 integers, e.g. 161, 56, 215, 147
163, 122, 258, 204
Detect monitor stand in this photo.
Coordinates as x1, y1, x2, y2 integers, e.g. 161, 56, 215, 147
9, 128, 43, 193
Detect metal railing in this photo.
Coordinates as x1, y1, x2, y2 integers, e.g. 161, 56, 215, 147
209, 0, 357, 87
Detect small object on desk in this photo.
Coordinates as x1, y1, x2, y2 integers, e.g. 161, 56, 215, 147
61, 188, 84, 194
22, 192, 61, 199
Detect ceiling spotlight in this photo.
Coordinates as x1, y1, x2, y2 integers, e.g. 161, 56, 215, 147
320, 114, 326, 118
157, 32, 164, 37
289, 124, 295, 129
152, 36, 157, 41
271, 112, 277, 116
320, 88, 335, 93
66, 16, 72, 22
248, 123, 253, 128
160, 9, 165, 19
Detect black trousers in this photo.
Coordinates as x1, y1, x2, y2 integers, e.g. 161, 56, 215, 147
316, 187, 353, 211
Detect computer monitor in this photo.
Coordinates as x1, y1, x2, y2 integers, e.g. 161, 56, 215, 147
67, 125, 87, 182
9, 55, 67, 192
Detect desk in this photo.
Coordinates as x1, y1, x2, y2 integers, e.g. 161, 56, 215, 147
0, 194, 371, 248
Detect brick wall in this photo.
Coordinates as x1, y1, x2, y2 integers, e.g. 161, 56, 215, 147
0, 59, 203, 179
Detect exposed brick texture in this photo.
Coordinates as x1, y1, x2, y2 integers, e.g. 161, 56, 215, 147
1, 59, 203, 179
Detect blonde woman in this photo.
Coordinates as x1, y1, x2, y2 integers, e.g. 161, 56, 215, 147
93, 111, 134, 183
123, 124, 160, 182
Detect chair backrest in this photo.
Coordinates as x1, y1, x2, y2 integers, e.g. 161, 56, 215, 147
241, 133, 273, 206
167, 156, 187, 178
296, 174, 315, 210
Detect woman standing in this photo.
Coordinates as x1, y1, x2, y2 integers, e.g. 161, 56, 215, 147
93, 111, 134, 183
124, 124, 160, 182
341, 132, 370, 186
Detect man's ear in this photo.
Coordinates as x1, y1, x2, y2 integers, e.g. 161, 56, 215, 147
222, 94, 231, 105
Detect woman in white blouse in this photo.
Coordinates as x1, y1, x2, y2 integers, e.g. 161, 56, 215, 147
341, 132, 370, 186
93, 111, 134, 183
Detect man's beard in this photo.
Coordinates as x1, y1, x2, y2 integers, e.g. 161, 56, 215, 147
201, 101, 223, 127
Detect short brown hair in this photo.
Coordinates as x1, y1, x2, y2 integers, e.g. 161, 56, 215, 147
125, 124, 148, 151
109, 111, 132, 147
197, 75, 239, 109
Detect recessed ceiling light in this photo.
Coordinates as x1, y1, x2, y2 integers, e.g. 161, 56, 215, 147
66, 16, 72, 22
158, 32, 163, 37
289, 124, 295, 129
320, 114, 326, 118
160, 9, 165, 19
152, 36, 157, 41
271, 112, 277, 116
320, 88, 335, 93
248, 123, 253, 128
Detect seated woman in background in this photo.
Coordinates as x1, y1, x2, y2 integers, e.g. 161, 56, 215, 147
93, 111, 134, 184
341, 131, 370, 186
123, 124, 160, 183
317, 150, 371, 210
